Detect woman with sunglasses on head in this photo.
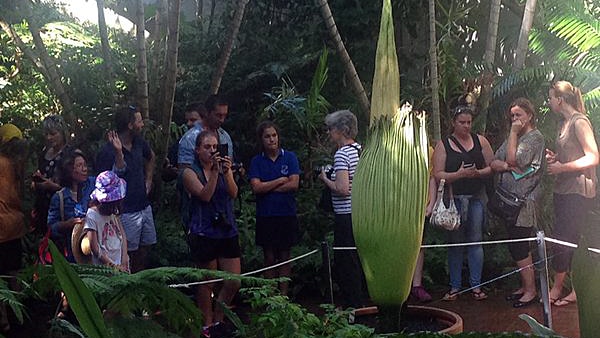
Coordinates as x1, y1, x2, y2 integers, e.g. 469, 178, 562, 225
433, 97, 494, 301
490, 98, 545, 308
32, 115, 76, 235
546, 81, 599, 307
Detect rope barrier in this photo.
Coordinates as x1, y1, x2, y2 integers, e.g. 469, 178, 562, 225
169, 249, 319, 288
335, 236, 600, 252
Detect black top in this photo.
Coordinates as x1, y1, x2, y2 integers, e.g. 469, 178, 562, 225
442, 133, 486, 195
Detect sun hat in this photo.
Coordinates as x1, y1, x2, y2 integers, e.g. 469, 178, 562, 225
90, 171, 126, 203
0, 124, 23, 143
71, 222, 93, 264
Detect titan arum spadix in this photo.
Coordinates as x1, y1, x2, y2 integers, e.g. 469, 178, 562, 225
352, 0, 429, 306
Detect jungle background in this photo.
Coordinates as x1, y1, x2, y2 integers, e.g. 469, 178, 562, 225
1, 0, 600, 336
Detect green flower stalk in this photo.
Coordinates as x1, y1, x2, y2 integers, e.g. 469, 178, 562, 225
352, 0, 429, 306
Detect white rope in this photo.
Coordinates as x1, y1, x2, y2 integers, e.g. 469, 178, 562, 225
333, 237, 537, 251
544, 236, 600, 254
169, 249, 319, 288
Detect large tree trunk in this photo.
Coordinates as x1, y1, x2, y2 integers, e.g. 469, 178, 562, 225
135, 0, 150, 118
317, 0, 370, 116
514, 0, 537, 70
149, 0, 168, 120
209, 0, 250, 95
428, 0, 441, 142
160, 0, 180, 133
96, 0, 114, 85
479, 0, 501, 131
20, 1, 74, 123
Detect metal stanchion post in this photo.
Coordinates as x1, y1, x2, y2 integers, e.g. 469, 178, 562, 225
321, 241, 334, 304
536, 230, 552, 329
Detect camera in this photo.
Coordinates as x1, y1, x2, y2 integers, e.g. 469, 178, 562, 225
212, 211, 231, 229
313, 164, 333, 178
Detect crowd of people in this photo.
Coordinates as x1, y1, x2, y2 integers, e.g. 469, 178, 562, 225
0, 80, 597, 336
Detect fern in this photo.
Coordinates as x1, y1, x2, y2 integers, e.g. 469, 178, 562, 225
0, 279, 26, 324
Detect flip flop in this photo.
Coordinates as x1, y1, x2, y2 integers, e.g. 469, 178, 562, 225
442, 290, 459, 301
505, 292, 524, 301
554, 297, 577, 307
472, 290, 488, 301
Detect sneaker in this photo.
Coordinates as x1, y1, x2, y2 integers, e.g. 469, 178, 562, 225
411, 286, 432, 302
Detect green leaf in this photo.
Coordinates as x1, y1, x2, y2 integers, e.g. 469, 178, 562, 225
48, 240, 111, 338
518, 314, 561, 337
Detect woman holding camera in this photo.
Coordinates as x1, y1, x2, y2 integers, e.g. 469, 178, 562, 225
490, 98, 544, 308
249, 121, 300, 296
319, 109, 367, 308
433, 102, 494, 301
181, 130, 239, 335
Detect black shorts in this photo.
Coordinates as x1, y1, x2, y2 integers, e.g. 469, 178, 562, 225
0, 238, 22, 273
255, 216, 300, 250
188, 234, 241, 264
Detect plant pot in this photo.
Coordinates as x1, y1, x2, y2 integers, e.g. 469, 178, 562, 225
351, 305, 463, 334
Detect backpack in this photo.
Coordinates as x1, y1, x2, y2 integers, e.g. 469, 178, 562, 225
177, 163, 206, 231
38, 188, 68, 264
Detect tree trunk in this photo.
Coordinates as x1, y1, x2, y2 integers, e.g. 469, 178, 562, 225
0, 19, 49, 80
20, 1, 74, 123
160, 0, 180, 133
479, 0, 501, 131
149, 0, 168, 121
428, 0, 441, 142
135, 0, 150, 118
96, 0, 114, 86
514, 0, 537, 70
209, 0, 250, 95
206, 0, 216, 40
317, 0, 370, 116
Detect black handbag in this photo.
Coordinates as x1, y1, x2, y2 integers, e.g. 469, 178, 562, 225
317, 167, 335, 212
487, 184, 526, 224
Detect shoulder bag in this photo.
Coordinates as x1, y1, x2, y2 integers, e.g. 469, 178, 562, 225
431, 179, 461, 231
487, 173, 537, 224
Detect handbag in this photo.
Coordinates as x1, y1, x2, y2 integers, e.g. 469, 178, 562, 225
317, 166, 334, 212
431, 179, 461, 231
487, 184, 525, 224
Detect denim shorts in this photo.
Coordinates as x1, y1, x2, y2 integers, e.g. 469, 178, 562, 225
120, 205, 156, 251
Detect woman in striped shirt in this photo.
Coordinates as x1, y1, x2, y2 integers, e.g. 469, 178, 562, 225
319, 109, 367, 308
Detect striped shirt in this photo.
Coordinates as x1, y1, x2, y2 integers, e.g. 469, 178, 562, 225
331, 143, 361, 214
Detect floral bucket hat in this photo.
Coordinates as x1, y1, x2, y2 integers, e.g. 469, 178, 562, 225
90, 171, 126, 203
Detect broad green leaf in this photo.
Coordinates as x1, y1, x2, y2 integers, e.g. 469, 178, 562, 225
49, 240, 111, 338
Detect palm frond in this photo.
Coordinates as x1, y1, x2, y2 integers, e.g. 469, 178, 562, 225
0, 280, 26, 324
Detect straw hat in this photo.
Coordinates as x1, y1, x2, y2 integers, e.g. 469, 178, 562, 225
71, 222, 92, 264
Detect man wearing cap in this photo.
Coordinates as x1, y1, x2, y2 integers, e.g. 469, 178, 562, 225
96, 107, 156, 273
0, 124, 28, 332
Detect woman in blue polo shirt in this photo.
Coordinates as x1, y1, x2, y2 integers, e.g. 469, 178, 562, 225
248, 121, 300, 296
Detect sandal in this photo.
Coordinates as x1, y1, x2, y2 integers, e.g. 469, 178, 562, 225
472, 290, 488, 301
442, 290, 459, 301
554, 297, 577, 307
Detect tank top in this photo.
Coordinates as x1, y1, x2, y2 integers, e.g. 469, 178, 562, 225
442, 133, 486, 195
554, 113, 597, 198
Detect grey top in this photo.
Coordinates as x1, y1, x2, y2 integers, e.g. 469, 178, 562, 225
494, 129, 545, 227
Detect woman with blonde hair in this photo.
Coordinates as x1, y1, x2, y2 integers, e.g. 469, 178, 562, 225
546, 81, 599, 307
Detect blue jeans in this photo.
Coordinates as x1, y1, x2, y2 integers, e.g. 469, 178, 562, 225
447, 197, 484, 290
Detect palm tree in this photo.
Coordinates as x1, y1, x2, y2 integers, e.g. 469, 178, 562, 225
479, 0, 501, 131
135, 0, 149, 118
428, 0, 441, 141
514, 0, 538, 70
209, 0, 250, 95
317, 0, 370, 116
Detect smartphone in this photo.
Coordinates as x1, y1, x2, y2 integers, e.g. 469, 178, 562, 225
463, 162, 475, 169
32, 175, 45, 183
216, 143, 228, 157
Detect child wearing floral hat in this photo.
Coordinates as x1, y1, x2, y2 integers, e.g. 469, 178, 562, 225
83, 171, 129, 272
